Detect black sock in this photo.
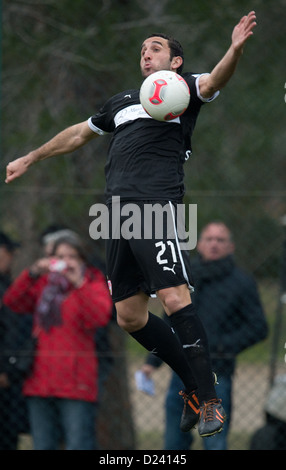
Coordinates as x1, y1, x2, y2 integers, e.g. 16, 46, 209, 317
170, 304, 216, 402
130, 312, 196, 393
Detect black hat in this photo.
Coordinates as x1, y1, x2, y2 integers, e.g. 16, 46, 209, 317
0, 232, 21, 251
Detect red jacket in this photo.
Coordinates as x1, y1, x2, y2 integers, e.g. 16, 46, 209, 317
3, 267, 112, 402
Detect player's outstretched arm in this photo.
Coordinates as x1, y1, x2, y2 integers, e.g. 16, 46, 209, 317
5, 120, 97, 183
231, 10, 257, 51
199, 11, 257, 99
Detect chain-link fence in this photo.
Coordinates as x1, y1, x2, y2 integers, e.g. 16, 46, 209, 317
1, 0, 286, 451
0, 190, 285, 451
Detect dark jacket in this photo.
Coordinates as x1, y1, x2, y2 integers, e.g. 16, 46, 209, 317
0, 272, 33, 441
0, 273, 33, 381
147, 255, 268, 376
190, 255, 268, 374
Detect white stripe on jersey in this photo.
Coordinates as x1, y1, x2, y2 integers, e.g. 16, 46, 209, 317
193, 73, 220, 103
114, 104, 180, 128
87, 117, 108, 135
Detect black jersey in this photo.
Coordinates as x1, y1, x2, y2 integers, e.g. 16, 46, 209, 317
88, 73, 219, 203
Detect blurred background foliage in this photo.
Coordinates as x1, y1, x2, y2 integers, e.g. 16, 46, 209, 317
1, 0, 285, 276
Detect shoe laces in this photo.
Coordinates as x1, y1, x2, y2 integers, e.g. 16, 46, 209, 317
201, 399, 221, 422
179, 390, 187, 400
179, 390, 197, 402
179, 390, 189, 411
179, 390, 199, 413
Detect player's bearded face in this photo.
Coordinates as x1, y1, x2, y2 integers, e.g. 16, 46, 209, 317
140, 37, 173, 77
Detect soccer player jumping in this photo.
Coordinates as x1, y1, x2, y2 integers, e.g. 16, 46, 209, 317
5, 12, 256, 437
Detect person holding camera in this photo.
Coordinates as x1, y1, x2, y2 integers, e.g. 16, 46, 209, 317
3, 235, 112, 450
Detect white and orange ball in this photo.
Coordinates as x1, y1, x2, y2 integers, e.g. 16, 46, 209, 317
140, 70, 190, 122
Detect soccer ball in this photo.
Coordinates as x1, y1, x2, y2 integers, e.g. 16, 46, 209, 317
139, 70, 190, 122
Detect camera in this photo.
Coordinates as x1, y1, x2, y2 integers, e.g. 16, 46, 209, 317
49, 258, 67, 272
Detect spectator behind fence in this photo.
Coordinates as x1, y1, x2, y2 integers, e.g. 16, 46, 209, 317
0, 232, 32, 449
39, 224, 80, 257
142, 221, 268, 450
40, 224, 115, 401
3, 234, 113, 450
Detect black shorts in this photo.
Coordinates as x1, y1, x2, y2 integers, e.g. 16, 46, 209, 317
105, 199, 195, 303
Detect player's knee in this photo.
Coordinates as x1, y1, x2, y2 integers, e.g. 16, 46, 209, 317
158, 286, 190, 315
161, 294, 181, 314
117, 312, 134, 332
115, 293, 149, 332
116, 305, 145, 333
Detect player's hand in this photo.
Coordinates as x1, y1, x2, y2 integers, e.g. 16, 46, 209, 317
141, 364, 156, 377
232, 11, 257, 52
5, 156, 30, 183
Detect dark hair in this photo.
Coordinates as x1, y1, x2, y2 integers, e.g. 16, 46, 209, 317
51, 235, 89, 263
147, 33, 184, 74
0, 231, 20, 252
